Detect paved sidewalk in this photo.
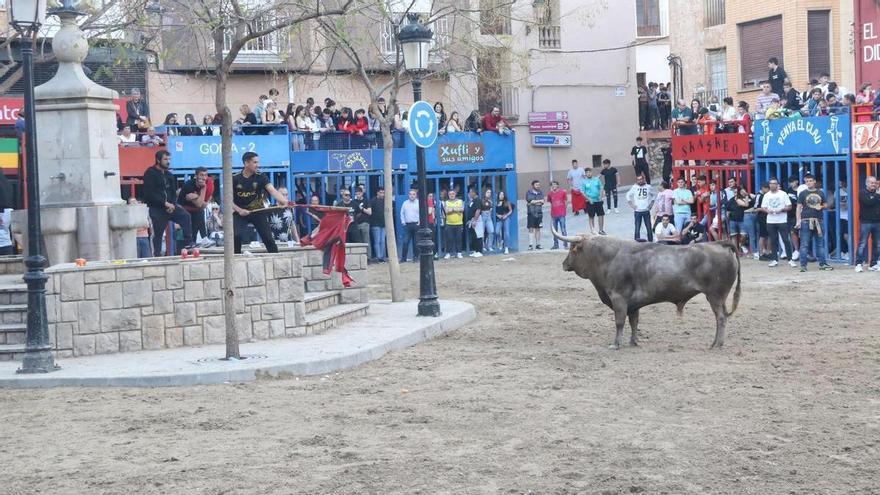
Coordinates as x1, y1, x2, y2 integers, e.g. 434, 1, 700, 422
0, 299, 475, 388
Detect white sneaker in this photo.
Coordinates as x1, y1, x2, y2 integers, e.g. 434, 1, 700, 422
768, 260, 778, 267
842, 253, 850, 261
443, 253, 451, 260
792, 251, 800, 261
503, 247, 509, 254
472, 252, 483, 258
752, 253, 760, 260
855, 263, 864, 273
456, 253, 463, 259
780, 253, 788, 260
614, 208, 620, 214
788, 260, 798, 267
870, 264, 880, 272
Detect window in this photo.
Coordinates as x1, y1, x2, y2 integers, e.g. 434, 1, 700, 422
223, 13, 280, 53
592, 155, 603, 168
707, 49, 727, 91
380, 16, 450, 60
480, 0, 511, 35
739, 16, 782, 89
636, 0, 669, 38
808, 10, 831, 80
704, 0, 725, 27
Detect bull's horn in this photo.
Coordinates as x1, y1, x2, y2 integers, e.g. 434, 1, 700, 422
551, 227, 581, 244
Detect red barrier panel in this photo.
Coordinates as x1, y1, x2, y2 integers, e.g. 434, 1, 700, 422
119, 145, 164, 178
672, 133, 751, 162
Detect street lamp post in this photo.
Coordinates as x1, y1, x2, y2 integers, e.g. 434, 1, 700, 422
11, 0, 57, 374
397, 16, 440, 317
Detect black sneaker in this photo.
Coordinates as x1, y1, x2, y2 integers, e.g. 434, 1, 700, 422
800, 267, 807, 273
528, 245, 533, 251
536, 245, 542, 250
598, 231, 607, 236
819, 264, 834, 271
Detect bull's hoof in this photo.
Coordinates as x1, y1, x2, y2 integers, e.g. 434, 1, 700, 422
609, 343, 620, 350
710, 341, 724, 349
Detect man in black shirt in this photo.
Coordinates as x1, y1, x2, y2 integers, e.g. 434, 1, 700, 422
786, 176, 801, 260
856, 176, 880, 272
177, 166, 211, 243
599, 158, 619, 213
231, 151, 288, 254
630, 137, 650, 184
352, 186, 372, 247
796, 174, 831, 272
767, 57, 787, 98
368, 188, 387, 262
681, 214, 707, 244
142, 150, 193, 256
333, 188, 360, 242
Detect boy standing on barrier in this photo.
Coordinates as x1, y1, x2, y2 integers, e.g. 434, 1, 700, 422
856, 176, 880, 272
231, 151, 288, 254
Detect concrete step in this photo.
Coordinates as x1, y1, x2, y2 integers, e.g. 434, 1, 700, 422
0, 287, 27, 305
0, 305, 27, 325
304, 290, 341, 313
0, 343, 26, 361
0, 323, 26, 345
304, 303, 369, 336
0, 304, 27, 313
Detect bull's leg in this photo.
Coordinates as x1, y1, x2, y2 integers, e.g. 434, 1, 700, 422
708, 297, 727, 349
610, 304, 627, 350
628, 309, 640, 346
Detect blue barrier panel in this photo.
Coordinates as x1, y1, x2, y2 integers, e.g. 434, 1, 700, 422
420, 131, 516, 172
754, 114, 850, 158
753, 115, 853, 263
291, 148, 409, 173
167, 134, 291, 168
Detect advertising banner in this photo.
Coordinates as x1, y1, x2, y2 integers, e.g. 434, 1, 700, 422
671, 133, 750, 161
753, 115, 850, 157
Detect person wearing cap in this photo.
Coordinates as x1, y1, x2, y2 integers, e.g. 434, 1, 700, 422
125, 88, 150, 132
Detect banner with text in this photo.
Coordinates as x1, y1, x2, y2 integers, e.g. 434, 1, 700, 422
671, 133, 750, 161
754, 115, 850, 157
167, 134, 291, 168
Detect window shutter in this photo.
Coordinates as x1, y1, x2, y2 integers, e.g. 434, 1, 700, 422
739, 16, 782, 89
808, 11, 831, 79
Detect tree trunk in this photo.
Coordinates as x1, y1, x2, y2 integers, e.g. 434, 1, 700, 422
214, 29, 240, 359
381, 124, 404, 302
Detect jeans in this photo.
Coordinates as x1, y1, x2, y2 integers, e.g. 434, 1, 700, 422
856, 222, 880, 265
799, 220, 827, 266
743, 212, 758, 254
552, 216, 568, 248
445, 224, 463, 254
149, 205, 193, 257
674, 213, 690, 233
400, 222, 418, 261
767, 223, 792, 262
495, 216, 511, 249
136, 237, 152, 258
480, 211, 495, 248
355, 222, 370, 247
606, 189, 618, 210
634, 211, 653, 241
370, 226, 386, 260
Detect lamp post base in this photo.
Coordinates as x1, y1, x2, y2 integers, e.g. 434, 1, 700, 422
17, 350, 59, 374
416, 226, 440, 317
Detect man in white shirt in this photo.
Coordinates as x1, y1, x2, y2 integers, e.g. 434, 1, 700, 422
117, 127, 137, 145
398, 189, 420, 263
654, 214, 678, 244
626, 174, 655, 241
566, 159, 587, 215
759, 178, 797, 268
0, 208, 13, 255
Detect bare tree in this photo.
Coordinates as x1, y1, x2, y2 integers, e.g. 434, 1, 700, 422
159, 0, 356, 358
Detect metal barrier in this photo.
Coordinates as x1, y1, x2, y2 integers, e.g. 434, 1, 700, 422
851, 105, 880, 265
754, 114, 853, 263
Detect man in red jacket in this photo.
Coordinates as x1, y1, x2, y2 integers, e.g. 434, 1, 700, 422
483, 106, 512, 134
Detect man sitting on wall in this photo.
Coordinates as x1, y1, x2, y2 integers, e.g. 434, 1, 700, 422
482, 106, 512, 135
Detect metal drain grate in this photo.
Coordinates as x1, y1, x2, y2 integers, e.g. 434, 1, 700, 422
194, 354, 269, 364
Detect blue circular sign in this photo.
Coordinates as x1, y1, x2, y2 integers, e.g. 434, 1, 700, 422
407, 101, 439, 149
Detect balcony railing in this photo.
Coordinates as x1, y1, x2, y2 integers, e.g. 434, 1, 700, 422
704, 0, 725, 27
538, 25, 561, 49
501, 86, 519, 120
692, 88, 728, 105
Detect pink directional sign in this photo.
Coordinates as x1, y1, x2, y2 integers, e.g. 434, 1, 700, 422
528, 111, 570, 122
529, 121, 571, 132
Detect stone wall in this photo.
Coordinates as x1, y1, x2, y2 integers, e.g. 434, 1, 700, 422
0, 255, 24, 275
43, 245, 369, 358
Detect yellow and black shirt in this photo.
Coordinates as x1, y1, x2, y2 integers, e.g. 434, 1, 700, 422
233, 172, 270, 212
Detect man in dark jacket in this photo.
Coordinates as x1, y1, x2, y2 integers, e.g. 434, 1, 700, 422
142, 150, 193, 256
125, 88, 149, 132
855, 175, 880, 272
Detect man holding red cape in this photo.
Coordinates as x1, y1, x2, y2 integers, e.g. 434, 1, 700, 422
567, 159, 587, 215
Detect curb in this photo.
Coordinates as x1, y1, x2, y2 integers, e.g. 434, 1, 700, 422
0, 300, 475, 388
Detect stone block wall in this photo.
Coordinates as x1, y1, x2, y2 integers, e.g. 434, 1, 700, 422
43, 245, 369, 358
0, 255, 24, 275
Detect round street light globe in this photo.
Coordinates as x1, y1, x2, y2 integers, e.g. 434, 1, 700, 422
396, 16, 433, 72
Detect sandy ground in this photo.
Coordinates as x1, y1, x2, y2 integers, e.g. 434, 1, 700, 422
2, 251, 880, 494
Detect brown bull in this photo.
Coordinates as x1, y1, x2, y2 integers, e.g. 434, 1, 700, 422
552, 230, 741, 349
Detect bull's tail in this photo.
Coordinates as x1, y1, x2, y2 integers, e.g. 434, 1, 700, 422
720, 240, 741, 317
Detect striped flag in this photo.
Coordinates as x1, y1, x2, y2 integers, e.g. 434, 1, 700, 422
0, 138, 18, 174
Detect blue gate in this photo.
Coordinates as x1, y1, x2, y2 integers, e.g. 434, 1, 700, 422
753, 114, 853, 263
